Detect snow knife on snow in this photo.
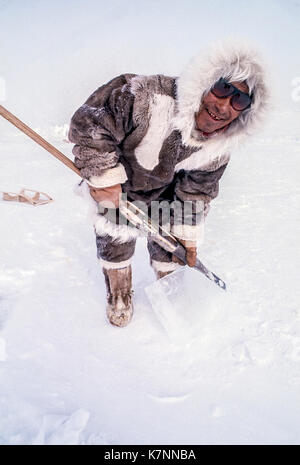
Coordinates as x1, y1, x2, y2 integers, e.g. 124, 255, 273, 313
119, 200, 227, 291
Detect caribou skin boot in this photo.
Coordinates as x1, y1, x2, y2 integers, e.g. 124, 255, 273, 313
102, 265, 134, 327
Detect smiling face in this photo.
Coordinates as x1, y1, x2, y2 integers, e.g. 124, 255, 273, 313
195, 80, 250, 135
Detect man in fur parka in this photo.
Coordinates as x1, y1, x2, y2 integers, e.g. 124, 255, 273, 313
68, 39, 269, 328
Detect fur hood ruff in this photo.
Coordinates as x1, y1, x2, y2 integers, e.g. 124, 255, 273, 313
172, 38, 270, 159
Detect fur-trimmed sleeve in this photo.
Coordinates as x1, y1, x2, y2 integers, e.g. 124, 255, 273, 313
170, 163, 228, 241
68, 74, 136, 188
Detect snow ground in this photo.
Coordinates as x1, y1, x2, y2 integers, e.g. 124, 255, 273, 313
0, 110, 300, 445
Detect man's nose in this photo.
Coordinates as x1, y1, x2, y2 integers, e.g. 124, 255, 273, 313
214, 97, 231, 115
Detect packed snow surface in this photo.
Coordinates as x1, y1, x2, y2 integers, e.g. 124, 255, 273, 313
0, 111, 300, 445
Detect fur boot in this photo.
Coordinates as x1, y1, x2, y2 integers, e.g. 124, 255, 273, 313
102, 265, 134, 327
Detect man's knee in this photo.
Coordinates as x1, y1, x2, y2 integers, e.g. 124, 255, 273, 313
96, 233, 136, 268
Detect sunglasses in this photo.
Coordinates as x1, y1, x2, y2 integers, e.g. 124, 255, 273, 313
210, 78, 252, 111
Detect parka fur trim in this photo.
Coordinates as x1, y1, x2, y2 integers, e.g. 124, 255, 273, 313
87, 163, 128, 188
172, 38, 270, 156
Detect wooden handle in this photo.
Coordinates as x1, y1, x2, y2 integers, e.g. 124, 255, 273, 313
0, 104, 81, 177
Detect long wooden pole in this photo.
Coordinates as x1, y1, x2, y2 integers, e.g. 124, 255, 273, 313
0, 104, 81, 177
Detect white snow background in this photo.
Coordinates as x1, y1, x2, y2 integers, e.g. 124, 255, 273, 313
1, 0, 300, 446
